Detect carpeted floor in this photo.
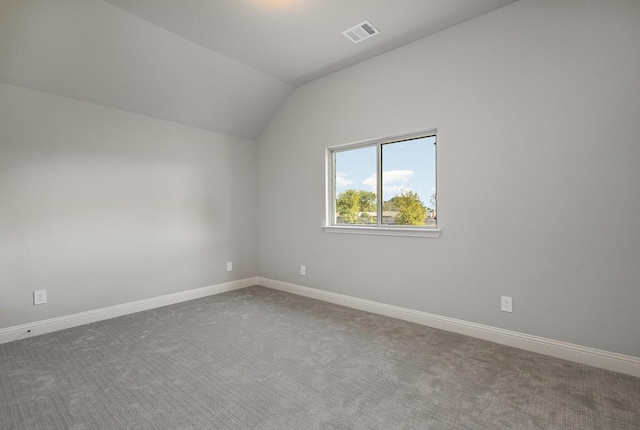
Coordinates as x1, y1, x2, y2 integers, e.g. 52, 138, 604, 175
1, 285, 639, 429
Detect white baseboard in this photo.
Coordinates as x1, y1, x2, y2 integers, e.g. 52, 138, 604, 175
258, 277, 640, 378
0, 277, 259, 345
4, 276, 638, 378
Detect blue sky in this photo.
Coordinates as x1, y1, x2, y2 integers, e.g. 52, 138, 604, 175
334, 136, 436, 208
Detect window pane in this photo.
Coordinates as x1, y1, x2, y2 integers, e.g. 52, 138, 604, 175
381, 136, 436, 226
334, 146, 377, 225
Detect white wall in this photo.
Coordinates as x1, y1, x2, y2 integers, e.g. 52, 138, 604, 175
256, 0, 640, 357
0, 0, 292, 140
0, 82, 257, 329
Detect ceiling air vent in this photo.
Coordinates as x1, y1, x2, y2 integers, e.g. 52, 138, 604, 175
343, 20, 379, 44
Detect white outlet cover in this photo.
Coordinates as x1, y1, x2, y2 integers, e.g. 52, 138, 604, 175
227, 262, 232, 271
34, 290, 47, 305
501, 296, 512, 312
300, 265, 306, 276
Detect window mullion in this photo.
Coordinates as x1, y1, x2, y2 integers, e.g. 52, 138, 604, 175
376, 142, 382, 226
330, 150, 337, 225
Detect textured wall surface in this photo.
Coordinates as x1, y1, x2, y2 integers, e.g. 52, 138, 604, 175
0, 0, 292, 140
256, 0, 640, 357
0, 83, 258, 329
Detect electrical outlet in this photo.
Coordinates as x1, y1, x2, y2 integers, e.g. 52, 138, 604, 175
501, 296, 512, 313
300, 265, 306, 276
227, 262, 232, 272
34, 290, 47, 305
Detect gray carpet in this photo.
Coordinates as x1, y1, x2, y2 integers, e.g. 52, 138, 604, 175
1, 286, 639, 429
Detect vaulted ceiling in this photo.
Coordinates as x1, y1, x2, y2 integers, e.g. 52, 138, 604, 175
0, 0, 518, 140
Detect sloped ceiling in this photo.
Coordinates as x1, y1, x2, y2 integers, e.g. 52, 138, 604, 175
0, 0, 518, 140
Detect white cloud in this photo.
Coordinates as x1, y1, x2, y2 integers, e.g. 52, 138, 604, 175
384, 184, 410, 196
383, 170, 414, 195
363, 174, 376, 189
383, 170, 414, 184
335, 172, 353, 188
362, 170, 416, 195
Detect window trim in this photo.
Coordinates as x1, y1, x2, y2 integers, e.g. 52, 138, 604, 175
322, 225, 441, 238
324, 129, 440, 238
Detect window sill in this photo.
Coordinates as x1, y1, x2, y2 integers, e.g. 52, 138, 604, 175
322, 225, 441, 238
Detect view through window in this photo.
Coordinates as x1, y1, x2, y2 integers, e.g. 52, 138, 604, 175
330, 132, 436, 228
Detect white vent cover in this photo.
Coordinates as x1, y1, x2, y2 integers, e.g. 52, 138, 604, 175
343, 20, 379, 44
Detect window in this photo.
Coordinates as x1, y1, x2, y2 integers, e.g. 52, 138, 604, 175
325, 130, 439, 237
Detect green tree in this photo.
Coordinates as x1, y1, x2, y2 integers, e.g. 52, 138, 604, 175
394, 190, 427, 225
336, 189, 359, 223
336, 189, 376, 224
383, 196, 398, 211
358, 191, 376, 212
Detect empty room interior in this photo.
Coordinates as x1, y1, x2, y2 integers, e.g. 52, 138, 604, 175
1, 0, 639, 428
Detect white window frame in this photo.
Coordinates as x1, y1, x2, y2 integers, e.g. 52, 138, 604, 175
323, 130, 440, 238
